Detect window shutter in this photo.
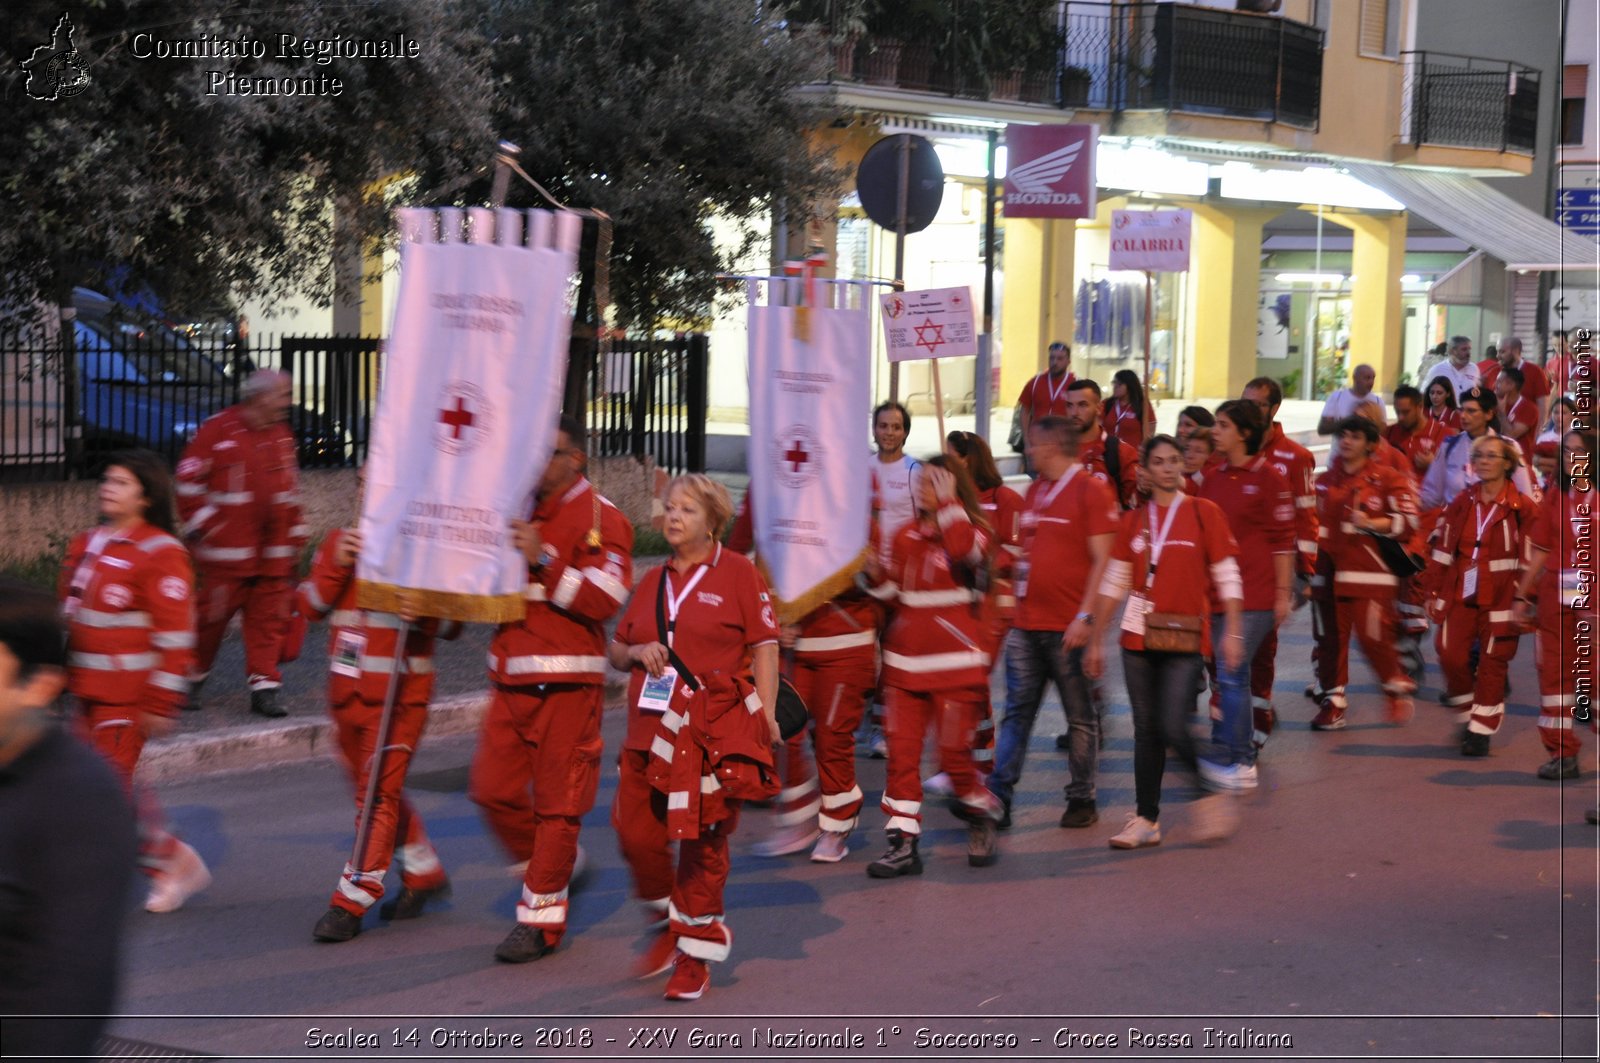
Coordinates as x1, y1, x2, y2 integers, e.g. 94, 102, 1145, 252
1360, 0, 1392, 57
1564, 64, 1589, 100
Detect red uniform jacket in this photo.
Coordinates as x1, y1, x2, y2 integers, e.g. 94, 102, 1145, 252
1261, 423, 1320, 576
647, 671, 778, 840
1198, 457, 1296, 612
1314, 459, 1419, 598
60, 522, 195, 714
1385, 418, 1454, 478
296, 530, 449, 704
1428, 406, 1464, 432
1422, 483, 1538, 637
489, 478, 633, 686
977, 484, 1024, 625
175, 405, 306, 577
871, 502, 995, 692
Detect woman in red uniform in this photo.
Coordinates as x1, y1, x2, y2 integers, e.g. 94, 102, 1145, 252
1426, 378, 1463, 432
60, 449, 209, 913
1515, 428, 1598, 779
1103, 369, 1157, 450
941, 431, 1021, 784
865, 456, 1001, 876
1082, 436, 1245, 849
1422, 435, 1536, 757
608, 474, 780, 1002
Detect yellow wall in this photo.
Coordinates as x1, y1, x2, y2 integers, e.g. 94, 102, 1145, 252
1310, 0, 1408, 162
999, 216, 1076, 404
1324, 210, 1408, 390
1189, 202, 1281, 398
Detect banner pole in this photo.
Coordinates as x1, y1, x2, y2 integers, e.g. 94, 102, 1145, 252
349, 620, 410, 875
932, 359, 947, 444
890, 135, 911, 403
1143, 269, 1154, 437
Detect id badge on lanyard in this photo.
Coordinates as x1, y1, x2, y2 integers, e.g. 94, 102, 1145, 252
331, 629, 366, 678
1124, 499, 1181, 636
1461, 502, 1497, 603
637, 667, 680, 714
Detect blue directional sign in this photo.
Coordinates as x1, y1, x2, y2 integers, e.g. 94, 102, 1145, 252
1556, 205, 1600, 233
1558, 187, 1600, 208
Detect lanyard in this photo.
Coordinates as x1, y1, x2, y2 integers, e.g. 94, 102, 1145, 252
1042, 372, 1070, 407
64, 528, 116, 620
1145, 496, 1184, 581
1470, 501, 1499, 561
663, 565, 709, 646
1034, 465, 1080, 513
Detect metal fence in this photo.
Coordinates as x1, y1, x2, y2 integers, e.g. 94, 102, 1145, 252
1402, 51, 1539, 154
585, 334, 709, 475
0, 332, 379, 481
1062, 1, 1322, 127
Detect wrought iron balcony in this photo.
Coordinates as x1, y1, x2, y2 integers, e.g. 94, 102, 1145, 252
1401, 51, 1539, 154
1061, 2, 1322, 128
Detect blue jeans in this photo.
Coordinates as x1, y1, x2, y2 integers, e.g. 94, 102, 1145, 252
990, 627, 1098, 807
1208, 610, 1277, 768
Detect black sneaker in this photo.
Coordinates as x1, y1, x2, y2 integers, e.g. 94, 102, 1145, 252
1054, 732, 1072, 751
312, 907, 362, 942
1059, 798, 1099, 829
1536, 756, 1580, 781
494, 924, 556, 963
183, 679, 205, 712
996, 802, 1012, 831
967, 818, 998, 867
865, 830, 922, 879
1460, 732, 1491, 757
379, 879, 451, 920
250, 688, 287, 718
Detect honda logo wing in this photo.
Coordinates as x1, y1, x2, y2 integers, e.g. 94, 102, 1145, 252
1008, 141, 1083, 195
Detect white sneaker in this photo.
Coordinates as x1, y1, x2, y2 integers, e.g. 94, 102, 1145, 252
145, 841, 212, 913
750, 823, 821, 858
809, 830, 851, 863
1232, 763, 1259, 791
1197, 759, 1233, 793
1108, 815, 1162, 850
867, 727, 888, 759
922, 771, 954, 797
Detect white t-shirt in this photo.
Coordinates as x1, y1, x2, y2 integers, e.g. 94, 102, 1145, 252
1321, 388, 1385, 423
1424, 360, 1481, 403
872, 453, 921, 547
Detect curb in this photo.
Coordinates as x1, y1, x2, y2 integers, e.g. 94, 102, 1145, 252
136, 691, 491, 785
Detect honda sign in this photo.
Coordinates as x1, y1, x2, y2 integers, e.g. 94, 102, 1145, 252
1003, 123, 1098, 219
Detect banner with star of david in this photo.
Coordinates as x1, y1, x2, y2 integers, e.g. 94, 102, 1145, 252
356, 207, 579, 622
747, 277, 872, 623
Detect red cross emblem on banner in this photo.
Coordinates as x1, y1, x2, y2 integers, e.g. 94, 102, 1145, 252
784, 439, 810, 472
439, 397, 475, 440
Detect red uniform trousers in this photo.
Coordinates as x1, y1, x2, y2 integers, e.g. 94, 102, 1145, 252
1536, 596, 1598, 757
768, 730, 820, 834
467, 683, 602, 944
1312, 561, 1411, 709
328, 691, 446, 915
1435, 603, 1520, 736
788, 652, 874, 831
610, 748, 738, 962
75, 700, 178, 873
1249, 628, 1279, 744
881, 685, 1000, 834
970, 615, 1010, 771
193, 573, 292, 688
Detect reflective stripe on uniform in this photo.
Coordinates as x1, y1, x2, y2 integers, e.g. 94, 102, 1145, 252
196, 545, 255, 563
1487, 558, 1518, 572
550, 567, 584, 609
524, 582, 548, 601
793, 630, 876, 652
494, 653, 607, 676
897, 588, 977, 608
358, 655, 434, 674
70, 651, 159, 671
149, 671, 189, 693
882, 649, 989, 673
1334, 570, 1397, 587
150, 630, 195, 649
262, 545, 297, 559
212, 491, 254, 506
584, 566, 628, 603
73, 608, 152, 629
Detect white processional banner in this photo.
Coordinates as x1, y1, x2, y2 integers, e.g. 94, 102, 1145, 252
748, 290, 871, 622
358, 207, 579, 622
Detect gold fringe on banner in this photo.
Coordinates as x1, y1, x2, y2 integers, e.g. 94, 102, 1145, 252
356, 580, 524, 624
758, 544, 873, 626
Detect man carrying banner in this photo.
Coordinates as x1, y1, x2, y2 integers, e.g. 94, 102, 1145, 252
472, 415, 633, 963
176, 369, 308, 717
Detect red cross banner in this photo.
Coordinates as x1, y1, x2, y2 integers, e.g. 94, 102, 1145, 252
356, 206, 579, 622
747, 278, 873, 622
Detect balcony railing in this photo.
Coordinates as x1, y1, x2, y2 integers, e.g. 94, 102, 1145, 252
1401, 51, 1539, 154
1062, 2, 1322, 128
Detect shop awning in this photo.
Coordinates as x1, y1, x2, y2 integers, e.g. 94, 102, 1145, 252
1342, 163, 1600, 272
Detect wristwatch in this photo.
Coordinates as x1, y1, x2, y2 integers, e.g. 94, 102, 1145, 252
1075, 612, 1094, 625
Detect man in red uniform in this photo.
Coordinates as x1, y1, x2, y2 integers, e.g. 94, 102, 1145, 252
471, 416, 633, 963
1064, 379, 1139, 509
1243, 377, 1319, 745
1477, 337, 1550, 421
1493, 365, 1540, 470
298, 529, 455, 942
1015, 342, 1075, 453
176, 370, 306, 717
1309, 417, 1420, 730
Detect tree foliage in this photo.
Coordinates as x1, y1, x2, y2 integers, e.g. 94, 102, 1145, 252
1, 0, 497, 315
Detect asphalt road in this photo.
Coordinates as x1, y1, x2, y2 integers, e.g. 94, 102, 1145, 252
81, 604, 1600, 1063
